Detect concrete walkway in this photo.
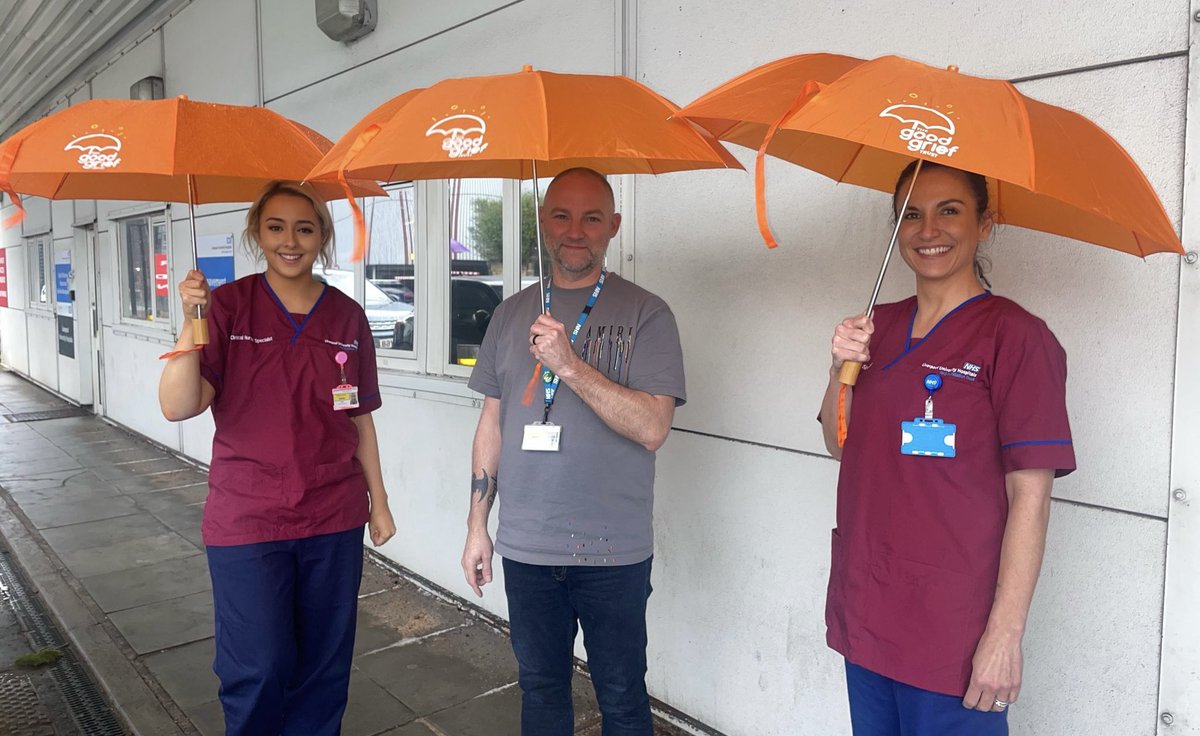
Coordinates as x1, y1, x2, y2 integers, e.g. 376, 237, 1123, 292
0, 368, 689, 736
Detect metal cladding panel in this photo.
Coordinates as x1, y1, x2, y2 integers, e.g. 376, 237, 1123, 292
650, 430, 846, 735
163, 0, 259, 106
636, 0, 1184, 105
1017, 504, 1164, 736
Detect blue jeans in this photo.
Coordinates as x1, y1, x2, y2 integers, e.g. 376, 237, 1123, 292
502, 557, 654, 736
206, 528, 364, 736
846, 660, 1009, 736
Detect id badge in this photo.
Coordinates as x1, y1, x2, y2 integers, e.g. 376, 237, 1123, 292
332, 384, 360, 411
900, 418, 956, 458
522, 422, 562, 452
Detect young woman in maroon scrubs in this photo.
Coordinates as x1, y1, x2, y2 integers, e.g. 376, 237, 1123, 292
158, 181, 396, 735
819, 162, 1075, 735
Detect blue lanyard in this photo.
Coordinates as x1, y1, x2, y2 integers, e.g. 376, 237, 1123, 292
541, 268, 606, 420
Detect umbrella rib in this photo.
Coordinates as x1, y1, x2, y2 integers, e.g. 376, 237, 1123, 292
1004, 82, 1037, 190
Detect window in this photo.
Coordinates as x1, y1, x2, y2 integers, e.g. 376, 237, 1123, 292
326, 184, 418, 355
26, 234, 51, 309
448, 179, 505, 366
117, 213, 170, 324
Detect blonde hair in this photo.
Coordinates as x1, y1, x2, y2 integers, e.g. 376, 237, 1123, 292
243, 180, 335, 269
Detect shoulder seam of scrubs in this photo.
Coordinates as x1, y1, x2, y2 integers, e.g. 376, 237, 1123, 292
881, 291, 992, 372
1001, 439, 1073, 448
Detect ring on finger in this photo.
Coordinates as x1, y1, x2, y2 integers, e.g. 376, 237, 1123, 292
992, 698, 1009, 711
530, 334, 539, 345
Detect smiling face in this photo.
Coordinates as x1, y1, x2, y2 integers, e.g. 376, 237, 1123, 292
894, 166, 993, 288
254, 193, 326, 283
539, 170, 621, 287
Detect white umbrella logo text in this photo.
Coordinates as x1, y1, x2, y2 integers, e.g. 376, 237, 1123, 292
425, 114, 489, 159
64, 133, 123, 170
879, 104, 959, 159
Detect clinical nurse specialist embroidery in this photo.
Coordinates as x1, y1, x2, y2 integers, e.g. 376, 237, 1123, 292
900, 372, 957, 458
522, 269, 607, 453
331, 350, 360, 411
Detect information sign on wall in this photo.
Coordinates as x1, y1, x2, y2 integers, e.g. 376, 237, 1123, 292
55, 249, 72, 318
196, 234, 236, 289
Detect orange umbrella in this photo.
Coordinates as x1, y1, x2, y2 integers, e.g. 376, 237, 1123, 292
306, 65, 742, 265
0, 96, 383, 343
677, 53, 1184, 443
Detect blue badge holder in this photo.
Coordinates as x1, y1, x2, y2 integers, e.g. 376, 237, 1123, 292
901, 418, 957, 458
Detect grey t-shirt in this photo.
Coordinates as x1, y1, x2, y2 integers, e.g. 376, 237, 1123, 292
468, 273, 686, 566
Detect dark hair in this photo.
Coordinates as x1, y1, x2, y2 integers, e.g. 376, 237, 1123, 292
892, 161, 993, 287
892, 160, 989, 219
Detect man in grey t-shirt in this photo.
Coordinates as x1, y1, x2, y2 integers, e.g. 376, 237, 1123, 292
461, 167, 684, 735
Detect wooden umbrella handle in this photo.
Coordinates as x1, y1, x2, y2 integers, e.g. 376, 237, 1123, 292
838, 360, 863, 386
192, 314, 209, 346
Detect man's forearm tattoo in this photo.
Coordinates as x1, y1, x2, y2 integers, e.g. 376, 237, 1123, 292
471, 468, 498, 507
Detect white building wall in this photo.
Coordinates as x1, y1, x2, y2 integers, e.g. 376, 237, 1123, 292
0, 2, 1192, 735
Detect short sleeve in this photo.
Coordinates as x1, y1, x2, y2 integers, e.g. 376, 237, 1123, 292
347, 309, 382, 416
990, 316, 1075, 477
626, 301, 686, 406
467, 299, 504, 399
199, 285, 231, 399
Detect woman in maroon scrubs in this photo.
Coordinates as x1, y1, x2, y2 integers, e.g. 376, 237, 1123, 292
158, 181, 396, 735
818, 162, 1075, 735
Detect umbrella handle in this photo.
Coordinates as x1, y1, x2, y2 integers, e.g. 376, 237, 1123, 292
192, 310, 209, 346
838, 361, 863, 386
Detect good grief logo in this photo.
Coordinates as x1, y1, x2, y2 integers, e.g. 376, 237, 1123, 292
64, 130, 123, 170
879, 103, 959, 159
425, 109, 489, 159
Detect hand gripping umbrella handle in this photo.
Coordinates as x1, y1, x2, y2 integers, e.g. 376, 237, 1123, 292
186, 175, 210, 346
838, 160, 923, 388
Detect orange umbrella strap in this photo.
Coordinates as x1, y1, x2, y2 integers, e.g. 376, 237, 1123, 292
339, 124, 382, 263
0, 138, 26, 229
158, 345, 203, 360
836, 383, 849, 448
522, 361, 543, 406
755, 80, 823, 249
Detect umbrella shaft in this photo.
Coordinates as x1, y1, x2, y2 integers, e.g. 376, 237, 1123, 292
187, 175, 201, 320
864, 159, 923, 316
532, 160, 546, 314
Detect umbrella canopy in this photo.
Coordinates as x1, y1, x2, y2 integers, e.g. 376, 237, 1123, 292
0, 96, 382, 219
0, 96, 384, 344
307, 65, 742, 186
678, 53, 1183, 257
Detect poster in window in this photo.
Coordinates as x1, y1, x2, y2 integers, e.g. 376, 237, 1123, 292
196, 234, 236, 289
55, 249, 72, 318
0, 249, 8, 308
154, 252, 169, 298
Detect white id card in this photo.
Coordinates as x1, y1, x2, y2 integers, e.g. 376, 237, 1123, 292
332, 384, 360, 411
522, 422, 562, 452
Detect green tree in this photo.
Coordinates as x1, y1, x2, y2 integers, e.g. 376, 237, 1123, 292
469, 191, 548, 275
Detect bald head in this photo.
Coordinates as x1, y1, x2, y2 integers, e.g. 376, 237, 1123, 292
545, 168, 615, 212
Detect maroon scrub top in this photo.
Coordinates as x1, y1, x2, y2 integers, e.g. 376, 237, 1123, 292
826, 293, 1075, 696
199, 274, 381, 546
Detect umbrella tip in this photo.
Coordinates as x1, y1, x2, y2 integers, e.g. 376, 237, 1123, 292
177, 94, 189, 100
522, 64, 533, 72
947, 65, 959, 73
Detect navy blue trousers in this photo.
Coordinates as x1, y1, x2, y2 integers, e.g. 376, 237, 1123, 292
206, 527, 363, 736
846, 660, 1009, 736
503, 557, 654, 736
